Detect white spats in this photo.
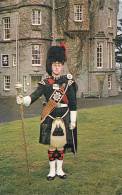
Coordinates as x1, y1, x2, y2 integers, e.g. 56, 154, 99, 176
56, 160, 66, 177
47, 160, 56, 178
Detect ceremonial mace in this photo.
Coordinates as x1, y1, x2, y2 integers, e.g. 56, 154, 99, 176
15, 82, 31, 185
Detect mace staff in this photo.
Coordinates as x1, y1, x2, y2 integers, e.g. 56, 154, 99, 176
15, 82, 31, 185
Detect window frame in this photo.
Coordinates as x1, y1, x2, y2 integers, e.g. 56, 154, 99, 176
96, 42, 103, 68
23, 75, 27, 92
108, 8, 112, 27
12, 54, 16, 67
108, 75, 112, 90
108, 42, 113, 69
74, 4, 83, 22
32, 10, 42, 25
4, 75, 10, 91
2, 17, 11, 40
1, 54, 9, 67
32, 44, 41, 66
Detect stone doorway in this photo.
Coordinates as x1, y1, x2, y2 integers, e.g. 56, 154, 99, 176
31, 75, 42, 90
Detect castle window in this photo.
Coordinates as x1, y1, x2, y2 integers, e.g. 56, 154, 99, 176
1, 54, 9, 67
4, 75, 10, 91
108, 8, 112, 27
23, 76, 27, 92
108, 75, 112, 89
74, 5, 83, 22
108, 42, 113, 69
32, 10, 41, 25
32, 45, 41, 66
2, 17, 10, 40
97, 42, 103, 68
12, 54, 16, 67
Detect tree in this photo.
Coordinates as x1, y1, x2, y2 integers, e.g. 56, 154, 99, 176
115, 19, 122, 84
115, 19, 122, 63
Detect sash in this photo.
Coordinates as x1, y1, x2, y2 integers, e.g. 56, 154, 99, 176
40, 83, 69, 123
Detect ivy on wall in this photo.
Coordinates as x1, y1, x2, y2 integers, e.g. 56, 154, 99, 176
54, 0, 107, 78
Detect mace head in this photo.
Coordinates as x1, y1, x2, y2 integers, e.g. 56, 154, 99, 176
15, 82, 23, 94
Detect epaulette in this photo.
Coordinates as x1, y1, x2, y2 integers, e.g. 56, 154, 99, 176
66, 73, 73, 80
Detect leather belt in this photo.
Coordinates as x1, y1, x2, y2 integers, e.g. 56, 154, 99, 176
56, 103, 68, 108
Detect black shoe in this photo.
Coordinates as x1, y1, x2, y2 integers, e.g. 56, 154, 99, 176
57, 174, 67, 179
47, 176, 55, 181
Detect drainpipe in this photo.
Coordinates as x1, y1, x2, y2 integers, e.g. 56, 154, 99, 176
52, 0, 57, 46
16, 11, 20, 83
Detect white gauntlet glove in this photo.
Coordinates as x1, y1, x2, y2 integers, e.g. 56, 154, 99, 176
16, 95, 31, 107
69, 111, 77, 130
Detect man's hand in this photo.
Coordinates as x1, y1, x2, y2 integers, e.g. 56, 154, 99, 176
16, 95, 24, 105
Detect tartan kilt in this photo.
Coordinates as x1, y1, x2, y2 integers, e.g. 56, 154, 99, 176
39, 107, 77, 153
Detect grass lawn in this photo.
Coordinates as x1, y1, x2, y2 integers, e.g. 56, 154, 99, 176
0, 104, 122, 195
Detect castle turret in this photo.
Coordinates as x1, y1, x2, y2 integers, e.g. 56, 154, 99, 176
0, 0, 52, 96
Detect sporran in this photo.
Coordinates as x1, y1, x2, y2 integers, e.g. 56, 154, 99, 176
50, 117, 67, 148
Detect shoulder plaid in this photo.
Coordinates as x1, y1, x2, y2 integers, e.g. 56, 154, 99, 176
38, 80, 46, 85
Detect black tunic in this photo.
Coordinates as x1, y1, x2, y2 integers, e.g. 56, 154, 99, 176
30, 75, 77, 153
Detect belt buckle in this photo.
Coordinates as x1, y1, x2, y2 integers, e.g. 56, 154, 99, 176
57, 103, 61, 108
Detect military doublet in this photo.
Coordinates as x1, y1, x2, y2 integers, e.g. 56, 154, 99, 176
30, 74, 77, 153
30, 74, 77, 110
